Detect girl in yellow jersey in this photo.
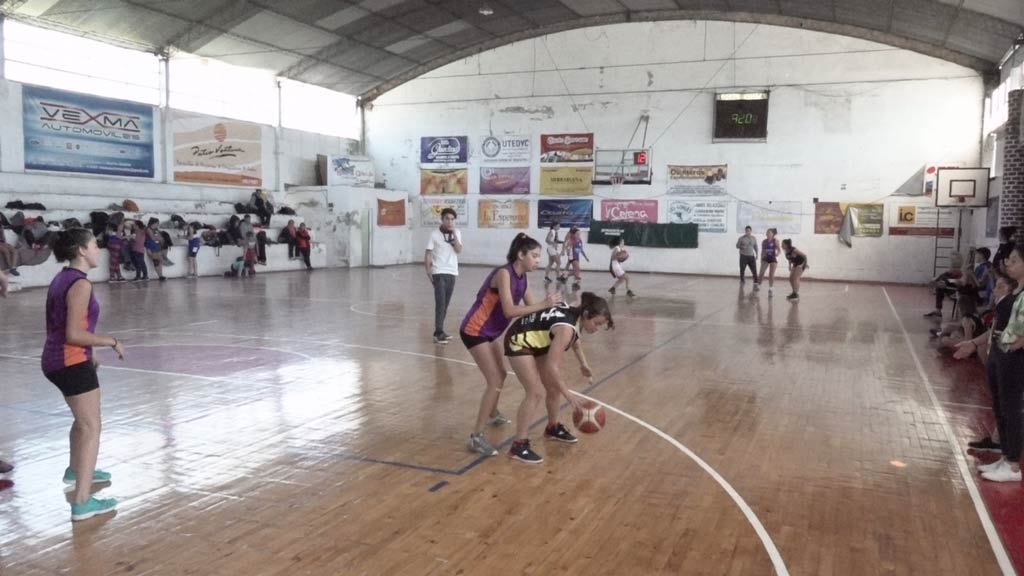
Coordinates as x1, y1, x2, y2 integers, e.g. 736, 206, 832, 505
504, 292, 614, 463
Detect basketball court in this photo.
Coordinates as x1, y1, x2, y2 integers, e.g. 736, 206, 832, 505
0, 267, 1016, 575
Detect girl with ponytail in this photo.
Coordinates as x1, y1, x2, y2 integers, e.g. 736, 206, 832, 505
461, 233, 563, 457
43, 229, 126, 521
502, 291, 613, 464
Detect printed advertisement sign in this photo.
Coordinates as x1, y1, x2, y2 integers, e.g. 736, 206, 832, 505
814, 202, 844, 234
888, 205, 954, 237
480, 167, 530, 195
23, 85, 155, 178
667, 200, 727, 232
736, 201, 802, 234
323, 155, 374, 187
601, 200, 658, 223
540, 133, 594, 163
538, 199, 593, 228
479, 199, 530, 229
667, 165, 728, 196
421, 168, 468, 195
480, 135, 531, 164
846, 203, 884, 237
540, 166, 593, 196
173, 114, 262, 186
420, 197, 468, 228
377, 199, 406, 227
420, 136, 467, 164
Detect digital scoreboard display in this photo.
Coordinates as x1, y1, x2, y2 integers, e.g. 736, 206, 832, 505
714, 93, 768, 141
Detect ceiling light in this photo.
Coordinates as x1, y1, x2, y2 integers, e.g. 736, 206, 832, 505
479, 5, 494, 16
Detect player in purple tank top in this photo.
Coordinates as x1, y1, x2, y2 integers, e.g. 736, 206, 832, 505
42, 229, 125, 522
463, 233, 563, 457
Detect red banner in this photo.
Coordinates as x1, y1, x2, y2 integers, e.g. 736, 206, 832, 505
601, 199, 658, 223
377, 199, 406, 226
540, 133, 594, 163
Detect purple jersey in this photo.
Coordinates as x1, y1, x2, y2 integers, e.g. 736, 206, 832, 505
42, 268, 99, 374
460, 263, 528, 340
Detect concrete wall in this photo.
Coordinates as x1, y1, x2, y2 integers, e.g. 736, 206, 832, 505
365, 21, 986, 283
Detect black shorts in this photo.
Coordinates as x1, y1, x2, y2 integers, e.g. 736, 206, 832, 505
45, 361, 99, 397
763, 256, 777, 264
460, 331, 495, 350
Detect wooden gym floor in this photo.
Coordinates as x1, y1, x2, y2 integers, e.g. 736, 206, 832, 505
0, 265, 1018, 575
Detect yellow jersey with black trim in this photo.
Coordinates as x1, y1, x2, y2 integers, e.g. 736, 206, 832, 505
506, 304, 581, 355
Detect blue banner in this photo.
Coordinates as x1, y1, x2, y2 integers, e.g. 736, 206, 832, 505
538, 199, 592, 228
23, 85, 155, 178
420, 136, 467, 164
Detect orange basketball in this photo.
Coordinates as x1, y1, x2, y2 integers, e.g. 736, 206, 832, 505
616, 250, 629, 262
572, 400, 607, 434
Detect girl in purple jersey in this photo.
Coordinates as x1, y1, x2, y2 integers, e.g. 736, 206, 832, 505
463, 233, 562, 456
43, 229, 126, 521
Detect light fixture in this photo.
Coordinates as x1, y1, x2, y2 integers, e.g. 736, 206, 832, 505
479, 5, 494, 16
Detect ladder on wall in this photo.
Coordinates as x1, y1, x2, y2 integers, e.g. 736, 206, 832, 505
932, 209, 963, 277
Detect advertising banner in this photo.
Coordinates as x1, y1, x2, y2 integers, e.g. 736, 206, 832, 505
322, 155, 374, 187
479, 199, 530, 229
588, 221, 698, 249
846, 203, 884, 237
540, 166, 593, 196
23, 85, 155, 178
888, 205, 953, 237
479, 135, 530, 164
667, 164, 728, 196
480, 166, 530, 195
538, 199, 592, 228
736, 201, 802, 234
420, 136, 467, 164
540, 133, 594, 163
173, 114, 262, 186
814, 202, 844, 234
601, 200, 658, 223
419, 197, 468, 228
421, 168, 468, 195
666, 200, 727, 232
377, 199, 406, 226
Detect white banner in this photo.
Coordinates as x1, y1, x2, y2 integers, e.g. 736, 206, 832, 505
667, 200, 727, 233
326, 155, 374, 187
172, 114, 262, 186
419, 197, 468, 228
736, 201, 802, 234
479, 135, 531, 164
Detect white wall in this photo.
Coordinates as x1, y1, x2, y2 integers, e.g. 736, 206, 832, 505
365, 21, 986, 283
0, 78, 356, 206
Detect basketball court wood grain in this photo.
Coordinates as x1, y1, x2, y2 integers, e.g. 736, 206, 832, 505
0, 266, 1008, 575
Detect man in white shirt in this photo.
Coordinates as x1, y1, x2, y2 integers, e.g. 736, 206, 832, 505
425, 208, 462, 344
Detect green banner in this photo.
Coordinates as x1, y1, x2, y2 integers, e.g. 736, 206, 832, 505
588, 220, 698, 248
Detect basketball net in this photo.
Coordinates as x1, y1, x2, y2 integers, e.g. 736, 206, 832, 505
610, 173, 625, 193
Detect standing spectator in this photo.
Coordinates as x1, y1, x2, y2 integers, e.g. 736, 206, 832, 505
243, 232, 258, 276
994, 227, 1016, 273
296, 223, 312, 270
736, 226, 758, 286
104, 223, 125, 282
129, 222, 148, 282
186, 224, 201, 279
279, 219, 298, 260
425, 208, 462, 344
144, 218, 167, 281
975, 247, 994, 307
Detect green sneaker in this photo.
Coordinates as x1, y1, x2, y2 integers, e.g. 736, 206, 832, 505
71, 496, 117, 521
63, 467, 112, 485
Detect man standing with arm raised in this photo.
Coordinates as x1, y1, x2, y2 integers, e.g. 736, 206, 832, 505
425, 208, 462, 344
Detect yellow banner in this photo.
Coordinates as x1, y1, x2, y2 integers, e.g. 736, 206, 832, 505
478, 199, 530, 229
420, 168, 468, 195
540, 166, 593, 196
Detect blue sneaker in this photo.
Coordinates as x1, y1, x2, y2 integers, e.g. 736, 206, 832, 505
71, 496, 117, 521
63, 467, 112, 485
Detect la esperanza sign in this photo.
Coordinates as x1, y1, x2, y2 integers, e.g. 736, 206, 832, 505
601, 200, 658, 223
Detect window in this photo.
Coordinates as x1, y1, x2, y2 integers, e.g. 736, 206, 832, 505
3, 20, 160, 105
169, 52, 277, 125
280, 78, 359, 140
